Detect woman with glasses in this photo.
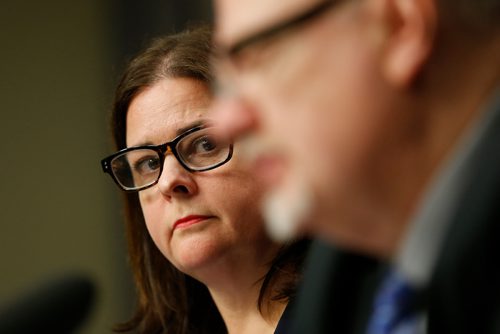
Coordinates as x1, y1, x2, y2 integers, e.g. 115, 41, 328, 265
101, 25, 308, 334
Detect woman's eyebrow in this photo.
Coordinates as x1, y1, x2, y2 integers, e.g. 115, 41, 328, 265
130, 119, 211, 147
175, 119, 208, 136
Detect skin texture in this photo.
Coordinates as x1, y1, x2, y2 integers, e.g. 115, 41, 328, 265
125, 77, 283, 333
212, 0, 500, 257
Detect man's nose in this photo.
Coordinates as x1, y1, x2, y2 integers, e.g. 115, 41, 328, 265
210, 94, 258, 140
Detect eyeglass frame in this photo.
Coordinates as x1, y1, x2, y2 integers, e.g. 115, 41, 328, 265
215, 0, 339, 66
101, 125, 234, 192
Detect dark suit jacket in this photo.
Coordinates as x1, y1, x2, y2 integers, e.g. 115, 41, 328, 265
290, 93, 500, 334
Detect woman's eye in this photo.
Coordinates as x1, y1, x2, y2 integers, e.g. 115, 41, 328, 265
134, 156, 161, 174
193, 135, 218, 153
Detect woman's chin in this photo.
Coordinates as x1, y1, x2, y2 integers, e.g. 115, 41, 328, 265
170, 237, 228, 277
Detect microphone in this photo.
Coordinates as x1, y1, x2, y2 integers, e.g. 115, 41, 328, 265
0, 273, 96, 333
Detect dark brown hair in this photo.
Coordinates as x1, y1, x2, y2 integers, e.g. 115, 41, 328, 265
109, 25, 308, 334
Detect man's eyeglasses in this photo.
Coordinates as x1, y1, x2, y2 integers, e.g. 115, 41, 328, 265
101, 126, 233, 192
218, 0, 338, 62
212, 0, 340, 96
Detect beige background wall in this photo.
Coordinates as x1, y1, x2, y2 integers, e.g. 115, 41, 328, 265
1, 1, 135, 332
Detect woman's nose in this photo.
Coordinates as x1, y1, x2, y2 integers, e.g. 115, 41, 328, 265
157, 155, 198, 199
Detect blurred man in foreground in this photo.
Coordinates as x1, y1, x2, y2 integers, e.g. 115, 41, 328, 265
211, 0, 500, 333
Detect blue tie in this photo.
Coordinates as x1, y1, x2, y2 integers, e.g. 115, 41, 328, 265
366, 270, 419, 334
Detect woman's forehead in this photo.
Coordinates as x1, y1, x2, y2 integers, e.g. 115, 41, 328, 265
125, 78, 211, 147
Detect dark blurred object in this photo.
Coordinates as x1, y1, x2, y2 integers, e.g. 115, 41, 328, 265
117, 0, 212, 61
0, 273, 96, 333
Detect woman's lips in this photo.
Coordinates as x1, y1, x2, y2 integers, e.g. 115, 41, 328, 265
173, 215, 211, 230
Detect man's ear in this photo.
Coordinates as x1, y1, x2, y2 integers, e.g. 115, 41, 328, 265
380, 0, 437, 87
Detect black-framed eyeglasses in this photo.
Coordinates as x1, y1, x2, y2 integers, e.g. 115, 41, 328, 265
221, 0, 338, 59
101, 126, 233, 192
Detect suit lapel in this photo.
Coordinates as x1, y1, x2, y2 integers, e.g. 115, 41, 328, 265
429, 92, 500, 333
290, 240, 383, 334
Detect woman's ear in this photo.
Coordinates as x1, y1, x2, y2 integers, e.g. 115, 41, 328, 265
380, 0, 437, 87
